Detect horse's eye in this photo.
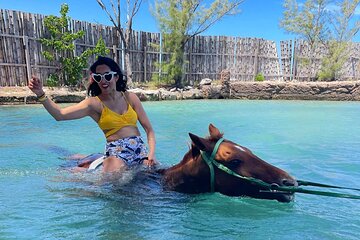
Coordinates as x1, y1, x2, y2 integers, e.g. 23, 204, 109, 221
227, 159, 242, 168
232, 159, 242, 164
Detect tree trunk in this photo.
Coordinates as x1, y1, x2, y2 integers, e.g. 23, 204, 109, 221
124, 50, 133, 87
174, 42, 186, 87
180, 52, 187, 87
125, 29, 133, 88
174, 54, 184, 88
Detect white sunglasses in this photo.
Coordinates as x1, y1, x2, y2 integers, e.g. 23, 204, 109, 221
91, 71, 117, 83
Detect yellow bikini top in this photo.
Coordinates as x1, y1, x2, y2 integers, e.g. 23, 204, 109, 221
96, 94, 138, 138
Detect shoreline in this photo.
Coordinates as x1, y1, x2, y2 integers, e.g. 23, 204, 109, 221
1, 81, 360, 105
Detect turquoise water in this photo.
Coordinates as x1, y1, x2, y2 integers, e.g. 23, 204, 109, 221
0, 100, 359, 240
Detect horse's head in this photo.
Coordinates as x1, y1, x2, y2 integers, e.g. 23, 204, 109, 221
182, 124, 297, 202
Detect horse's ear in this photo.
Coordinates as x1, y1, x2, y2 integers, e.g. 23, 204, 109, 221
189, 133, 212, 152
209, 124, 223, 139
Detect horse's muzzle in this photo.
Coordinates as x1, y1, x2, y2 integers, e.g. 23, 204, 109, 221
260, 178, 298, 202
276, 178, 297, 202
282, 178, 298, 187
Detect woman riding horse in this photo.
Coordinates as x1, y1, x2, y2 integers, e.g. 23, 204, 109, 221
76, 124, 297, 202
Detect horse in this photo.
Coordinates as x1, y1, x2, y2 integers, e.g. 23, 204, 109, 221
73, 124, 297, 202
157, 124, 297, 202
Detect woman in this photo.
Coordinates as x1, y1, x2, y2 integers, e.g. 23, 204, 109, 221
28, 56, 156, 172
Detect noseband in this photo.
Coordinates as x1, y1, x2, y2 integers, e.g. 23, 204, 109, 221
200, 138, 360, 199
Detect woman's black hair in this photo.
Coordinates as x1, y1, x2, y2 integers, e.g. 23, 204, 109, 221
87, 56, 127, 96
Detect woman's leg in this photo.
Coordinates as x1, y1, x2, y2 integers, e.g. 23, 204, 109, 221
102, 156, 127, 173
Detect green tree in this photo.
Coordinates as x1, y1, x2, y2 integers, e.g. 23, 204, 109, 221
317, 0, 360, 80
329, 0, 360, 42
280, 0, 329, 47
280, 0, 360, 81
41, 4, 109, 87
280, 0, 329, 81
153, 0, 244, 87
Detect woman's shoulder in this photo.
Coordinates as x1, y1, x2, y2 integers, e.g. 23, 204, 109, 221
84, 96, 102, 110
124, 91, 140, 103
123, 91, 141, 110
86, 95, 100, 103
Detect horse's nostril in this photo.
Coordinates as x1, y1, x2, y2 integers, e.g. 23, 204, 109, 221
270, 183, 280, 190
282, 179, 296, 186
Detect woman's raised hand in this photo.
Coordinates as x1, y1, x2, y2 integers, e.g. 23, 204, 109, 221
28, 76, 45, 97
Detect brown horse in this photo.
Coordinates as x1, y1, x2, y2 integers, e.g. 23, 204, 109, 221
158, 124, 297, 202
74, 124, 297, 202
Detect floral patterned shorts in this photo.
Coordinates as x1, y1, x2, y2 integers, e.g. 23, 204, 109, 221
105, 136, 148, 167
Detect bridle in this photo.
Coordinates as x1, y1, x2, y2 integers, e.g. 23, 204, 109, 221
200, 138, 360, 199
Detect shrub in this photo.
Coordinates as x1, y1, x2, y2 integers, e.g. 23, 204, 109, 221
46, 73, 59, 87
40, 4, 109, 87
255, 73, 265, 81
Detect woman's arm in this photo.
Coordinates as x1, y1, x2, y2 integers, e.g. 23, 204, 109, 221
127, 92, 157, 166
28, 76, 93, 121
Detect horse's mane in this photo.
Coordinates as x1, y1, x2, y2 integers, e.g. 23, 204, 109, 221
181, 143, 200, 164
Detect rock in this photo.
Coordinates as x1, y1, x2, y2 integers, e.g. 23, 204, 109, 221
52, 95, 85, 103
182, 88, 202, 99
220, 69, 231, 98
2, 81, 360, 104
230, 81, 360, 100
199, 78, 212, 86
201, 85, 223, 99
220, 69, 231, 83
159, 90, 178, 100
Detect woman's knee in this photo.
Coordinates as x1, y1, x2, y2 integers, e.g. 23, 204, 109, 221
102, 156, 127, 172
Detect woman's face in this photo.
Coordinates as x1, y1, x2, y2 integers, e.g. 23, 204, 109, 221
94, 64, 119, 93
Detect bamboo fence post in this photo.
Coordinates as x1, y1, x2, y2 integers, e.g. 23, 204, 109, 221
144, 45, 147, 82
23, 35, 31, 82
253, 38, 260, 79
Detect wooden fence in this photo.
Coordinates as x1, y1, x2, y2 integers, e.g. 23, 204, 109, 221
280, 39, 360, 81
1, 9, 359, 87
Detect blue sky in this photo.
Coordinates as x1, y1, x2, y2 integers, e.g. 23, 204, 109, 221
1, 0, 359, 42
